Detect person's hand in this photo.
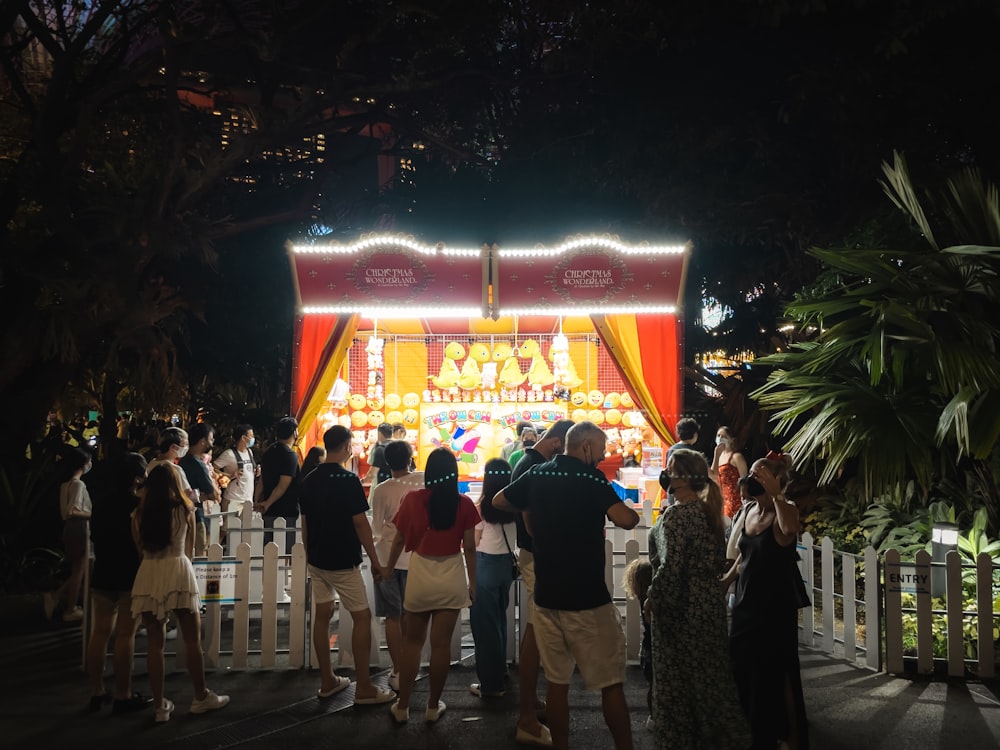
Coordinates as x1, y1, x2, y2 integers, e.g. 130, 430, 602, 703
750, 463, 782, 498
371, 564, 385, 583
714, 442, 726, 460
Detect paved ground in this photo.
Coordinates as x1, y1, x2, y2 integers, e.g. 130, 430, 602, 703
1, 600, 998, 749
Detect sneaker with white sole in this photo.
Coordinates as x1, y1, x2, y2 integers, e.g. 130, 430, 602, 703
388, 672, 400, 691
154, 698, 174, 723
190, 689, 230, 714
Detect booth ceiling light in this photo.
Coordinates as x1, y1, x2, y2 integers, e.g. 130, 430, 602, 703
498, 238, 687, 257
302, 305, 484, 317
290, 235, 482, 257
498, 305, 677, 316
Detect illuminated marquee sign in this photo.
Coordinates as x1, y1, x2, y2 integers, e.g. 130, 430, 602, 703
289, 236, 488, 317
493, 238, 688, 315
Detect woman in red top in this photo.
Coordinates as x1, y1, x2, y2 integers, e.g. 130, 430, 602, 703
385, 448, 479, 724
710, 426, 748, 519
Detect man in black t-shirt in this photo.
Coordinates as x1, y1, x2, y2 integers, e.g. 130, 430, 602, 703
363, 422, 394, 488
299, 425, 393, 705
496, 421, 639, 750
256, 417, 301, 554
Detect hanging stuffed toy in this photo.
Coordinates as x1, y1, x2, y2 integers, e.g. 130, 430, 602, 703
431, 341, 464, 389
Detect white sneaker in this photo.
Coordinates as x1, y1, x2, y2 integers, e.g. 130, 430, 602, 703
155, 698, 174, 722
62, 606, 84, 622
646, 715, 654, 731
190, 689, 230, 714
388, 672, 400, 691
165, 626, 177, 640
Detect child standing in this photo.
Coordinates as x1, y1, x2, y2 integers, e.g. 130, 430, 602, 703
623, 557, 653, 729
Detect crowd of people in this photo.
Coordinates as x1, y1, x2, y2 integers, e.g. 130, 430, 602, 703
45, 410, 808, 748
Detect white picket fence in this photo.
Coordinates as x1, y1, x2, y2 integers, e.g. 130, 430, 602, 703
87, 505, 999, 679
796, 533, 998, 679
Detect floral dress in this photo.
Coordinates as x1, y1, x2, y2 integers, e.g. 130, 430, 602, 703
648, 500, 750, 749
717, 455, 742, 519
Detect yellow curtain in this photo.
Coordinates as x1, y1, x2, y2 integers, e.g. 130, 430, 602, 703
590, 314, 675, 448
295, 314, 360, 444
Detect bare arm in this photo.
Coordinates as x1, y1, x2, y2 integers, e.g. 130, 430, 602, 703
257, 475, 291, 512
752, 464, 798, 545
386, 531, 405, 571
474, 524, 484, 546
463, 527, 477, 603
492, 489, 520, 514
184, 508, 195, 559
607, 500, 640, 530
733, 451, 749, 478
353, 513, 385, 581
721, 553, 742, 588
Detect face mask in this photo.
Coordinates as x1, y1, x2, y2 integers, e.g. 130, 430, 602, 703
83, 463, 92, 475
746, 477, 766, 497
247, 437, 255, 448
176, 445, 189, 458
716, 437, 728, 446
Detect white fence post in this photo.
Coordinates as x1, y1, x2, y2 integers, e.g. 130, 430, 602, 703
289, 542, 307, 668
915, 549, 933, 674
842, 551, 856, 662
977, 552, 995, 679
945, 550, 964, 677
799, 533, 814, 646
260, 542, 279, 668
864, 545, 880, 670
821, 537, 835, 654
203, 543, 223, 668
884, 549, 903, 674
232, 542, 251, 669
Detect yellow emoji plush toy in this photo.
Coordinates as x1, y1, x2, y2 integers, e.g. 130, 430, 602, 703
431, 341, 464, 389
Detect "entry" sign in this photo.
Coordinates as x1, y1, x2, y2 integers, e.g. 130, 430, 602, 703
885, 561, 930, 595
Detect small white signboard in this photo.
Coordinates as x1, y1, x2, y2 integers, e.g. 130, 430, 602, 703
192, 559, 242, 604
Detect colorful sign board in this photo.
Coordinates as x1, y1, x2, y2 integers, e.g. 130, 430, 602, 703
193, 559, 242, 604
417, 402, 568, 479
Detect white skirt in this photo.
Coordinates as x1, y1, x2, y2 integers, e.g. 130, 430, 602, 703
404, 553, 470, 612
131, 555, 201, 621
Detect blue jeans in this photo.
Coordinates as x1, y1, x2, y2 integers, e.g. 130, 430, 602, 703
470, 551, 514, 693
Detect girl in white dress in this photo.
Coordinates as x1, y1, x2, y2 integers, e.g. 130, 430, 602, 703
131, 464, 230, 722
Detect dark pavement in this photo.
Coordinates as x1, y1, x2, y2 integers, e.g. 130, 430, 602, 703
1, 599, 998, 749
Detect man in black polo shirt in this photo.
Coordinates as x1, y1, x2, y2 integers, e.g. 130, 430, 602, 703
495, 421, 639, 750
508, 418, 573, 746
299, 425, 394, 705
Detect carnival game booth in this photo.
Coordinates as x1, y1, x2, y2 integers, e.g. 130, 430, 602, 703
287, 235, 689, 497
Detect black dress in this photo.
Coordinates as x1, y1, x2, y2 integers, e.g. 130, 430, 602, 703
730, 522, 810, 749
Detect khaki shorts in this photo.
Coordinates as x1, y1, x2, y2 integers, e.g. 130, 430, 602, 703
309, 565, 369, 612
533, 602, 627, 690
517, 548, 535, 624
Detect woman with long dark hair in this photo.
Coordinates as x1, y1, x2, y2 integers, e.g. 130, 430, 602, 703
469, 458, 516, 698
647, 448, 749, 749
385, 448, 480, 724
130, 464, 230, 722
